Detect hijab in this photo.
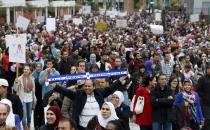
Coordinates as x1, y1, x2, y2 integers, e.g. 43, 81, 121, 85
90, 53, 96, 64
113, 91, 124, 107
47, 105, 62, 127
98, 102, 119, 128
0, 99, 15, 127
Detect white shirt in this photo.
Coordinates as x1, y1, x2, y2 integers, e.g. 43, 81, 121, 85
79, 94, 100, 127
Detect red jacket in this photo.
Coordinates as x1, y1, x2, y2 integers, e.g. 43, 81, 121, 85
133, 85, 152, 126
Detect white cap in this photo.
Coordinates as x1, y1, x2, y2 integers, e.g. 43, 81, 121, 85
0, 79, 9, 87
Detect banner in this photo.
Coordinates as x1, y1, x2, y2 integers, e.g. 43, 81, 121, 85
48, 69, 128, 83
150, 25, 163, 34
46, 18, 56, 32
16, 16, 30, 30
6, 34, 27, 63
116, 20, 127, 28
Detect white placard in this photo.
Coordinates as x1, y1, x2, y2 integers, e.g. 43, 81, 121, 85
73, 18, 83, 25
64, 15, 72, 21
155, 13, 161, 21
82, 6, 91, 14
46, 18, 56, 32
117, 11, 127, 17
116, 20, 127, 28
36, 16, 45, 23
16, 16, 30, 30
99, 8, 106, 15
6, 34, 27, 63
150, 25, 164, 34
190, 14, 199, 22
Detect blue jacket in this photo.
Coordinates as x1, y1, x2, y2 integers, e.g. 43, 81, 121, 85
39, 68, 60, 97
174, 92, 204, 123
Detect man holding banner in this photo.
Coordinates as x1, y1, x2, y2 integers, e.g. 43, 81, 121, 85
51, 76, 127, 130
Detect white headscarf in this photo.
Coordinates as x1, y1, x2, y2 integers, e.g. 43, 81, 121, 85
98, 102, 119, 128
113, 91, 124, 107
0, 99, 15, 127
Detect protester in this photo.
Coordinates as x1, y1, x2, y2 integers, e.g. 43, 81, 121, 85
0, 103, 17, 130
131, 76, 153, 130
51, 77, 126, 130
111, 91, 131, 130
151, 74, 174, 130
13, 64, 36, 130
58, 117, 77, 130
0, 79, 23, 120
39, 105, 62, 130
174, 79, 204, 130
86, 102, 118, 130
0, 99, 22, 130
197, 65, 210, 130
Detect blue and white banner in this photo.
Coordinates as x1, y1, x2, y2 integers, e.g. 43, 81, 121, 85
48, 69, 128, 83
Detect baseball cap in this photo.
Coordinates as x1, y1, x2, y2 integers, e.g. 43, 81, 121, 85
0, 79, 9, 87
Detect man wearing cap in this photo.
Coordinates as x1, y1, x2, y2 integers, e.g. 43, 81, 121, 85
0, 79, 23, 120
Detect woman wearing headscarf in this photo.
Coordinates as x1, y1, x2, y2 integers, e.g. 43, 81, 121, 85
111, 91, 131, 130
86, 102, 119, 130
87, 53, 97, 71
0, 99, 22, 130
39, 105, 62, 130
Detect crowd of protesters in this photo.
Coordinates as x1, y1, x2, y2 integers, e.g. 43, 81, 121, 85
0, 9, 209, 130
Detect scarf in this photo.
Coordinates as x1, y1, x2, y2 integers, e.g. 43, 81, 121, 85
182, 92, 197, 122
22, 76, 33, 93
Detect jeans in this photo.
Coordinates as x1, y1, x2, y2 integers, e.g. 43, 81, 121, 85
22, 102, 32, 126
152, 122, 172, 130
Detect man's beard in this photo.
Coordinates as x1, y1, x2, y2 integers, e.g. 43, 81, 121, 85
0, 120, 6, 127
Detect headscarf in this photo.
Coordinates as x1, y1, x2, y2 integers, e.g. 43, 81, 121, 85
0, 99, 15, 127
90, 53, 96, 64
47, 105, 62, 127
98, 102, 119, 128
113, 91, 124, 107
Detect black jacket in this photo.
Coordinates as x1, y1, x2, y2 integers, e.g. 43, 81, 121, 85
54, 80, 122, 125
86, 116, 105, 130
151, 85, 174, 123
38, 124, 56, 130
7, 93, 23, 120
115, 103, 131, 130
197, 75, 210, 119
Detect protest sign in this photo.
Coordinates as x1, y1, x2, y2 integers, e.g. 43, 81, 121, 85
46, 18, 56, 32
64, 15, 72, 21
73, 18, 83, 25
82, 6, 91, 14
116, 19, 127, 28
36, 16, 45, 23
190, 14, 199, 22
16, 16, 30, 30
96, 22, 107, 30
155, 13, 161, 21
150, 25, 163, 34
6, 34, 27, 63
